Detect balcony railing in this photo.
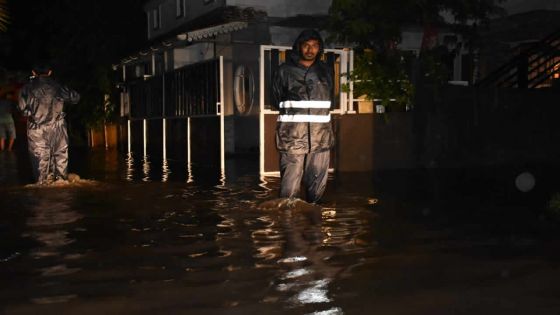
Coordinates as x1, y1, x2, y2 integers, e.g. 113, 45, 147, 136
477, 29, 560, 89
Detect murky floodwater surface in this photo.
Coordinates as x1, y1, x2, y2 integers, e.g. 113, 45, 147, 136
2, 151, 560, 314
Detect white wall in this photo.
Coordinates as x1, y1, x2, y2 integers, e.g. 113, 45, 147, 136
173, 43, 215, 69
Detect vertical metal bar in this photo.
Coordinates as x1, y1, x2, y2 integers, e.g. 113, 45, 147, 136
270, 49, 279, 107
219, 56, 225, 172
163, 118, 167, 160
162, 73, 166, 158
187, 117, 191, 166
189, 66, 194, 116
145, 78, 150, 117
142, 80, 147, 117
187, 116, 193, 183
326, 52, 337, 110
152, 53, 156, 76
185, 68, 191, 116
184, 69, 188, 116
348, 49, 355, 113
143, 119, 147, 157
194, 64, 198, 115
340, 50, 348, 114
181, 70, 185, 116
259, 45, 266, 176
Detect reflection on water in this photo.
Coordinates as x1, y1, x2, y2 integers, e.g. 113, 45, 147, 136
142, 155, 150, 182
2, 150, 559, 314
125, 152, 220, 185
125, 152, 134, 182
162, 159, 170, 182
25, 190, 82, 259
19, 189, 85, 304
0, 150, 377, 314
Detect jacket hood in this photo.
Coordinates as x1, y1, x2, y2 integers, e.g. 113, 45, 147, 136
288, 29, 325, 66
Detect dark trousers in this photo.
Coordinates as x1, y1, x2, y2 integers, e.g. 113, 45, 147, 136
279, 150, 330, 203
27, 119, 69, 184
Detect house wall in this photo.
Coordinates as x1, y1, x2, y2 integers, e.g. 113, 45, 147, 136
230, 26, 264, 153
144, 0, 333, 40
173, 42, 215, 69
144, 0, 226, 40
216, 37, 235, 154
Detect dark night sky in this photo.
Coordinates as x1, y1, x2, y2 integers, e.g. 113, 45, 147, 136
3, 0, 558, 75
2, 0, 148, 72
3, 0, 556, 73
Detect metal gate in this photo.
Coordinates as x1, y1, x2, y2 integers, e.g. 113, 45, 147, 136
259, 46, 353, 176
123, 56, 225, 179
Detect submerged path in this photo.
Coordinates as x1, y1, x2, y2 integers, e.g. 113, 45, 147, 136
1, 149, 560, 314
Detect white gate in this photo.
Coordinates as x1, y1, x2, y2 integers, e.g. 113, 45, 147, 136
259, 46, 354, 176
124, 56, 225, 181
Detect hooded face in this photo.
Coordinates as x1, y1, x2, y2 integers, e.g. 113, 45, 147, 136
290, 29, 324, 66
299, 39, 320, 63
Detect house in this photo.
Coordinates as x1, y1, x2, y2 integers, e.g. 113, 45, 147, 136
112, 0, 491, 177
476, 10, 560, 89
114, 0, 364, 177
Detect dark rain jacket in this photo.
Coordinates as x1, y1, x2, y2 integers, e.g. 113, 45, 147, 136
272, 30, 334, 154
18, 76, 80, 129
18, 76, 80, 184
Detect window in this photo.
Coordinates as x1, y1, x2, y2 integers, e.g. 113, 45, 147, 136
176, 0, 185, 18
152, 6, 161, 30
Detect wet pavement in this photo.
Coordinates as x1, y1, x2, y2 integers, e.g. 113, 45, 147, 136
2, 148, 560, 314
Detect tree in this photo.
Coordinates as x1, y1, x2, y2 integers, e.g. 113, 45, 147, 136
328, 0, 505, 109
0, 0, 8, 32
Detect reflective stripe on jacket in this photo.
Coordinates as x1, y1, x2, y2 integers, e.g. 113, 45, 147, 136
272, 60, 334, 154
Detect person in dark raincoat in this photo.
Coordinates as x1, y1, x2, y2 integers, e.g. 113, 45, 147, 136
0, 92, 16, 151
18, 65, 80, 184
272, 29, 334, 203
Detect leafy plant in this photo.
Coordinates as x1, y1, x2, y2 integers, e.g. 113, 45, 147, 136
0, 0, 9, 32
64, 65, 119, 130
343, 48, 414, 111
328, 0, 506, 110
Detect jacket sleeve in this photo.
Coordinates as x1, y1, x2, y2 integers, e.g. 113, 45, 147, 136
17, 87, 31, 116
271, 68, 283, 111
60, 86, 80, 104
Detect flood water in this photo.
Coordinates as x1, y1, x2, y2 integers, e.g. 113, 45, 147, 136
2, 149, 560, 314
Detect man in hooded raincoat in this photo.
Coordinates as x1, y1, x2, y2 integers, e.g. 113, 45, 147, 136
272, 29, 334, 203
18, 65, 80, 184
